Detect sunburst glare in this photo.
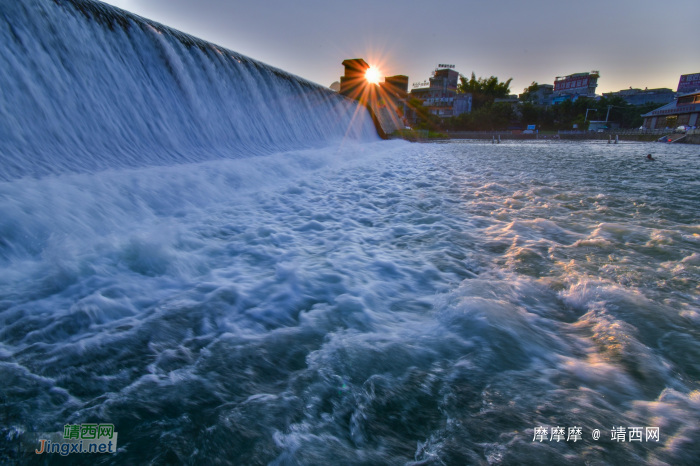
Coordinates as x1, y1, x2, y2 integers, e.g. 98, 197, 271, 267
365, 66, 381, 84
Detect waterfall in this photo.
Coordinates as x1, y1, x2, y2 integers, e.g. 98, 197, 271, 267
0, 0, 378, 180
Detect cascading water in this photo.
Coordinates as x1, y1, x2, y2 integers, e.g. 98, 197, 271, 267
0, 0, 377, 181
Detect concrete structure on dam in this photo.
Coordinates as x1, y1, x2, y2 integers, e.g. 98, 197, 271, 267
339, 59, 405, 137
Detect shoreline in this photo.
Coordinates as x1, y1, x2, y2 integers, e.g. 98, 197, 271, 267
391, 132, 699, 144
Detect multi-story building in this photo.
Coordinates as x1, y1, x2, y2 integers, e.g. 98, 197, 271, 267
494, 94, 519, 103
551, 71, 599, 103
410, 67, 459, 104
380, 75, 409, 99
494, 94, 521, 117
519, 84, 553, 106
453, 95, 472, 116
405, 65, 472, 123
641, 90, 700, 129
602, 88, 675, 106
339, 58, 370, 98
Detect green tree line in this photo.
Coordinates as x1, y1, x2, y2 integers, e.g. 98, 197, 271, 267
411, 76, 666, 132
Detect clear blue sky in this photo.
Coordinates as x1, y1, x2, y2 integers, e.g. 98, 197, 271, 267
104, 0, 699, 95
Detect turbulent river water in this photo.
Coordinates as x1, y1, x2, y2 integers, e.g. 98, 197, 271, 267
2, 139, 699, 465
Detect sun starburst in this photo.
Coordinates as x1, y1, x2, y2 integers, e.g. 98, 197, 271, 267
365, 66, 381, 84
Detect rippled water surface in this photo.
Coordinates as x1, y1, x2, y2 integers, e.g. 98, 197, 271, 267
2, 140, 700, 465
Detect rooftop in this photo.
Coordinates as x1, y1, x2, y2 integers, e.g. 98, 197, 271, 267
555, 71, 599, 80
640, 91, 700, 117
341, 58, 369, 72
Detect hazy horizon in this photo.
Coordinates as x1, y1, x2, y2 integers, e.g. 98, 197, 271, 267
103, 0, 698, 95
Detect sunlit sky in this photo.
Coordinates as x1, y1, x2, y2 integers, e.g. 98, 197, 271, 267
103, 0, 698, 95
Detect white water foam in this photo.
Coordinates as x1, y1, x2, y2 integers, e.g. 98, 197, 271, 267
3, 140, 699, 465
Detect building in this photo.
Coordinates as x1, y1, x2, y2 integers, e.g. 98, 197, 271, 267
602, 88, 675, 106
453, 95, 472, 116
494, 94, 521, 117
339, 58, 370, 98
552, 71, 599, 103
339, 60, 407, 104
380, 75, 408, 99
677, 73, 700, 94
337, 58, 405, 135
494, 94, 518, 103
410, 66, 459, 103
641, 90, 700, 129
410, 93, 471, 119
519, 84, 553, 106
405, 65, 472, 123
329, 81, 341, 92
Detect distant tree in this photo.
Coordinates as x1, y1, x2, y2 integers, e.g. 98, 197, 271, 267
520, 82, 539, 102
406, 98, 442, 131
457, 72, 512, 97
589, 96, 665, 129
457, 72, 513, 109
519, 102, 540, 125
443, 101, 515, 131
572, 114, 589, 130
626, 102, 664, 128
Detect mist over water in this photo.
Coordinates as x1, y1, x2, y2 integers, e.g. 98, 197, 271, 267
2, 1, 700, 466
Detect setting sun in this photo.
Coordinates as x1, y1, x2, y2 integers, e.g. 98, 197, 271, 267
365, 66, 381, 84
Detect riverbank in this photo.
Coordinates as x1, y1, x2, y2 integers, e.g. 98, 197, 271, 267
396, 131, 658, 142
443, 130, 699, 143
684, 129, 700, 144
